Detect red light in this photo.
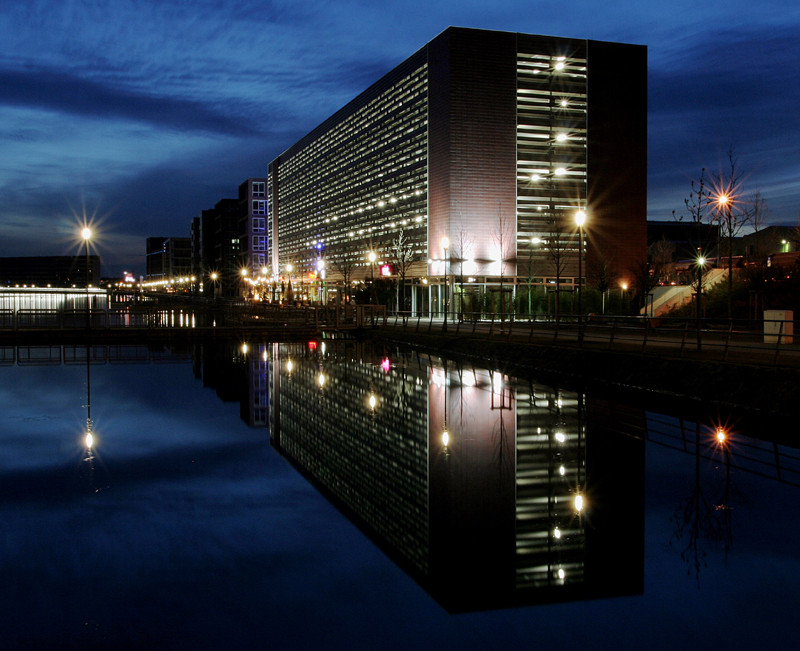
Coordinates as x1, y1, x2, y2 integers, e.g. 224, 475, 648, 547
381, 358, 390, 372
307, 341, 317, 350
380, 264, 392, 277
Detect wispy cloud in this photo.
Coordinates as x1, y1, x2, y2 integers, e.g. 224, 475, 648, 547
0, 66, 258, 136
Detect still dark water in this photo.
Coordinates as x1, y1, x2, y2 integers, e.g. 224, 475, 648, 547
1, 340, 797, 649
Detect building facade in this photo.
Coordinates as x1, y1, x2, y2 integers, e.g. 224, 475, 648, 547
267, 27, 647, 310
191, 178, 268, 299
145, 236, 192, 282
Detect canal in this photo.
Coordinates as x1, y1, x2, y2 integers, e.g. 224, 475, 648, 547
1, 338, 797, 649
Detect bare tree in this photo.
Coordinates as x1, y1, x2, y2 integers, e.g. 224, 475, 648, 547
628, 255, 659, 312
649, 236, 676, 285
590, 255, 619, 314
388, 229, 417, 313
331, 250, 358, 304
449, 228, 473, 319
492, 207, 515, 321
711, 149, 751, 317
674, 168, 717, 324
743, 191, 769, 318
546, 218, 570, 321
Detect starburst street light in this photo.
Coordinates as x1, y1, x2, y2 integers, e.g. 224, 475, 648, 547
575, 210, 586, 343
715, 191, 736, 318
81, 226, 92, 327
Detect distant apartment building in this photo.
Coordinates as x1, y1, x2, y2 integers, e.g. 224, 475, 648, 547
192, 178, 268, 298
267, 27, 647, 309
145, 237, 192, 281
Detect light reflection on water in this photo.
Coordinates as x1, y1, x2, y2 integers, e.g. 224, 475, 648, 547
0, 340, 798, 649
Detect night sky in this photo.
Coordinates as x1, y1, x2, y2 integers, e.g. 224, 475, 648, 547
1, 0, 799, 275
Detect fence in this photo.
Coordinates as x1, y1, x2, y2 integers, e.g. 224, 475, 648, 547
384, 311, 800, 367
0, 303, 388, 333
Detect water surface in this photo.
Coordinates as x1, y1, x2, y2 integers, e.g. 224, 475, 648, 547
1, 341, 797, 649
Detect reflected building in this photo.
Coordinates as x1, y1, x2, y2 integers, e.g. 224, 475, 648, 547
269, 340, 644, 611
192, 341, 270, 427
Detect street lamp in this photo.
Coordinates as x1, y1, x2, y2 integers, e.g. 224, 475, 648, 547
368, 251, 376, 282
441, 236, 450, 332
716, 193, 734, 318
240, 267, 249, 301
82, 227, 91, 328
209, 272, 218, 299
696, 253, 706, 350
575, 210, 586, 342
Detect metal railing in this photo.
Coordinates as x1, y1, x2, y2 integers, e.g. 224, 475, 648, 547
383, 311, 800, 367
0, 303, 388, 333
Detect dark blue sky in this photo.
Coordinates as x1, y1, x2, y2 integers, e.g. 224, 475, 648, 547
1, 0, 799, 275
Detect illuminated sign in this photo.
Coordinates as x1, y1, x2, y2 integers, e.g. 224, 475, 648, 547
380, 264, 392, 277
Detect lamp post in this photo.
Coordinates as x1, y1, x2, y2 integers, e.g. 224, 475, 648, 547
441, 236, 450, 332
696, 254, 706, 351
240, 267, 249, 301
368, 251, 376, 304
210, 272, 218, 300
574, 211, 586, 343
82, 227, 91, 328
716, 193, 734, 318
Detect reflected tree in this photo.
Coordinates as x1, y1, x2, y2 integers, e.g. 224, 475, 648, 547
670, 421, 734, 588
